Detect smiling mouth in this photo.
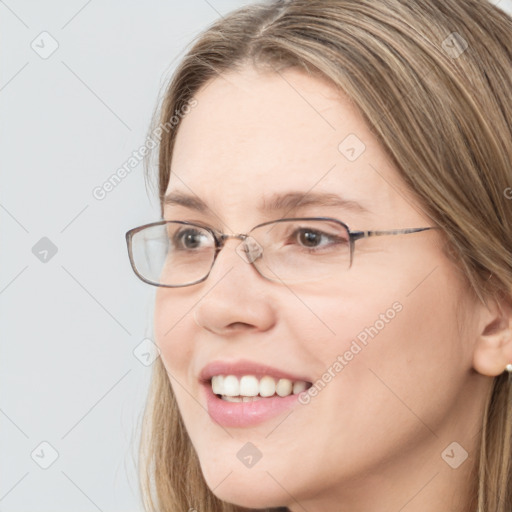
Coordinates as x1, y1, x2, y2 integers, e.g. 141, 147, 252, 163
211, 374, 313, 402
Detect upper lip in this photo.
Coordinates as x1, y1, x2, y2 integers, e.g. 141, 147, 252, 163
199, 359, 312, 383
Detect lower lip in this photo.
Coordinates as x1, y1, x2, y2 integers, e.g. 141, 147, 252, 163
202, 381, 303, 428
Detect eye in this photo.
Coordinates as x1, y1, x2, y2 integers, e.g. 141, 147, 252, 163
292, 227, 348, 250
297, 229, 324, 248
172, 228, 211, 250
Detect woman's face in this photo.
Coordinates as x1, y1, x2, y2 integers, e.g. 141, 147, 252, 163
154, 66, 486, 509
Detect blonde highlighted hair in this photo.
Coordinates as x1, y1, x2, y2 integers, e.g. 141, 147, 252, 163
139, 1, 512, 510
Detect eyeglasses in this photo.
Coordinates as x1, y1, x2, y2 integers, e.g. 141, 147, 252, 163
125, 217, 438, 288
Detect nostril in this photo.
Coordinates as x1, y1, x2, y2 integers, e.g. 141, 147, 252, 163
228, 321, 253, 329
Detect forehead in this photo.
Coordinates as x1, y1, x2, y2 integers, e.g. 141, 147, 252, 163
169, 67, 364, 183
165, 66, 417, 227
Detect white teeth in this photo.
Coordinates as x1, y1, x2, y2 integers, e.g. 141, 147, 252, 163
276, 378, 292, 397
222, 396, 242, 402
242, 396, 262, 402
211, 375, 224, 395
221, 396, 263, 402
222, 375, 239, 396
259, 376, 276, 397
239, 375, 259, 396
211, 374, 309, 399
292, 380, 307, 394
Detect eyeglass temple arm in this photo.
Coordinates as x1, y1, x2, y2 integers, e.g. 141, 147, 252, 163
350, 226, 438, 242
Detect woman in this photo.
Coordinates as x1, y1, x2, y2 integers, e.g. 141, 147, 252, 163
125, 0, 512, 510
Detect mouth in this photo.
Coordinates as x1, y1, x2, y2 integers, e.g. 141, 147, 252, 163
210, 374, 312, 402
200, 367, 313, 428
199, 359, 314, 427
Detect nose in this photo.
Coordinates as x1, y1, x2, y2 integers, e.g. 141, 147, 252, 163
193, 237, 276, 336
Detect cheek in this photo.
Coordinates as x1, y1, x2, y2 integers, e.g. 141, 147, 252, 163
337, 282, 460, 411
153, 291, 210, 442
284, 263, 467, 455
154, 289, 196, 376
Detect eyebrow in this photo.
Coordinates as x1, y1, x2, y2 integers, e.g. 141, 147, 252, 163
163, 190, 370, 215
164, 191, 209, 212
261, 191, 370, 214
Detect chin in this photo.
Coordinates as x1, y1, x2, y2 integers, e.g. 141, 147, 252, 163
200, 461, 289, 509
209, 487, 286, 509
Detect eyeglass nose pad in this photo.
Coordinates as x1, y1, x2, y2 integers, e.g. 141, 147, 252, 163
235, 236, 263, 264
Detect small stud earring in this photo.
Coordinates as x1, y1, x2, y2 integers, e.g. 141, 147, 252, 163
506, 364, 512, 373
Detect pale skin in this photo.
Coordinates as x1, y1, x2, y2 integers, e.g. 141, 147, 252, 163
154, 65, 512, 512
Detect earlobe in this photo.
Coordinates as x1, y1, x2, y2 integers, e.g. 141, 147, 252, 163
472, 293, 512, 377
473, 336, 512, 377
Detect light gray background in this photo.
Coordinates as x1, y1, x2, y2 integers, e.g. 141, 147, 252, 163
1, 1, 511, 511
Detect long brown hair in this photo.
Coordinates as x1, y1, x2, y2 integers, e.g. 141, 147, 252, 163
139, 1, 512, 510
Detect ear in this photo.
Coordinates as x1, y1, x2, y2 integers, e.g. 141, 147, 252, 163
472, 291, 512, 377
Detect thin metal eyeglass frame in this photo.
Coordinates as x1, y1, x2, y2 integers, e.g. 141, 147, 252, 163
125, 217, 439, 288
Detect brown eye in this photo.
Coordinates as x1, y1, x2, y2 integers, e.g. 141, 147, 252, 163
173, 229, 210, 250
292, 227, 348, 250
298, 229, 322, 247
